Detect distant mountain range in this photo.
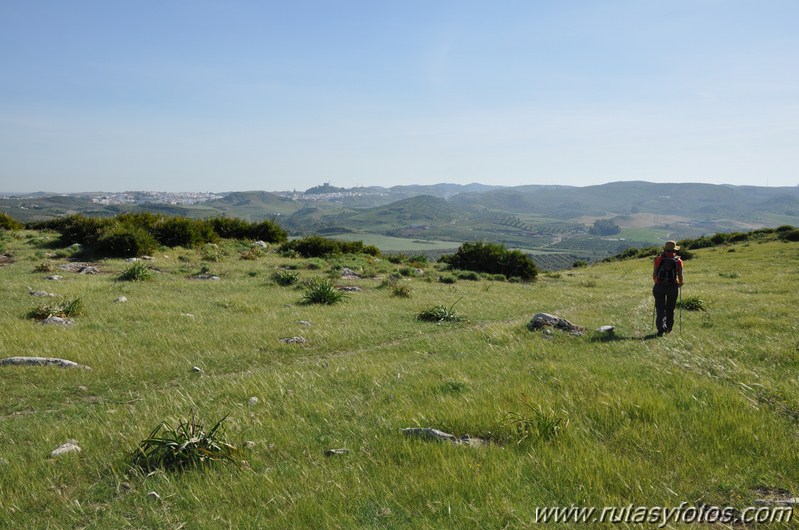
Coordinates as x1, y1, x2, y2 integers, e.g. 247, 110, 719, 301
3, 181, 798, 269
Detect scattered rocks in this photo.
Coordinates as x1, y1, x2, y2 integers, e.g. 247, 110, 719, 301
402, 427, 488, 447
280, 336, 307, 344
114, 296, 128, 303
58, 262, 100, 274
336, 286, 362, 292
0, 356, 89, 369
527, 313, 584, 335
50, 439, 81, 457
324, 448, 350, 457
754, 487, 798, 507
40, 316, 75, 326
45, 275, 63, 281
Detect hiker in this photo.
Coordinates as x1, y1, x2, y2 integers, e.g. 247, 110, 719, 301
652, 240, 684, 336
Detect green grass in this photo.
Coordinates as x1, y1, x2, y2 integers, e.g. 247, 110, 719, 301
1, 231, 798, 528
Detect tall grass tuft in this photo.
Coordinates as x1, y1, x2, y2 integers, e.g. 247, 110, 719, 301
505, 397, 568, 444
273, 269, 300, 286
26, 297, 84, 320
301, 278, 347, 305
131, 413, 237, 472
416, 299, 464, 322
118, 261, 152, 282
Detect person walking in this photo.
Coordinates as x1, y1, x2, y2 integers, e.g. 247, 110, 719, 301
652, 240, 684, 336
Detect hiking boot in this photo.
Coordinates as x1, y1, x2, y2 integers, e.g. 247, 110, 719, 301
657, 330, 664, 337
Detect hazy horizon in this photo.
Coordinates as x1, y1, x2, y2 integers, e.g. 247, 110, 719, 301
2, 2, 798, 193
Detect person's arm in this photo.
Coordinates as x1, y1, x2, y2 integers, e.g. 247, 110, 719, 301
677, 259, 684, 286
653, 256, 661, 282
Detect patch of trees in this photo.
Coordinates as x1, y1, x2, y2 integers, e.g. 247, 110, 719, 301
588, 219, 621, 236
28, 213, 287, 257
0, 212, 23, 230
440, 241, 538, 281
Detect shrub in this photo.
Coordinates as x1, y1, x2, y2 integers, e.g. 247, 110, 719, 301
778, 229, 799, 242
152, 217, 216, 248
96, 224, 158, 258
438, 275, 457, 284
118, 262, 152, 282
131, 413, 237, 472
281, 236, 380, 258
455, 270, 480, 281
273, 269, 300, 286
301, 278, 347, 305
572, 260, 588, 268
240, 247, 263, 260
0, 212, 22, 230
440, 241, 538, 281
27, 297, 84, 320
33, 261, 55, 273
416, 300, 464, 323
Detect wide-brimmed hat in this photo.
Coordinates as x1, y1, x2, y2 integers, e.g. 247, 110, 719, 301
664, 240, 680, 251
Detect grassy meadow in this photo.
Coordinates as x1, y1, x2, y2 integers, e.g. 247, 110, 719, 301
1, 230, 798, 528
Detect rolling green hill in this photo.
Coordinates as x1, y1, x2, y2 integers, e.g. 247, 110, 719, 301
1, 227, 797, 528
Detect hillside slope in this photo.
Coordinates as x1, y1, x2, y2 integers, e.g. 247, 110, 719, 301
0, 229, 797, 527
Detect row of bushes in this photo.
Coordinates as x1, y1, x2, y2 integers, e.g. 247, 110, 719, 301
604, 225, 798, 263
280, 236, 381, 258
27, 213, 287, 257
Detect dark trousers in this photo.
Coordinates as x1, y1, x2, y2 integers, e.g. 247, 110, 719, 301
653, 283, 679, 332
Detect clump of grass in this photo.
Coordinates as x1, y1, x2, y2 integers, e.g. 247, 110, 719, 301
455, 270, 480, 281
118, 261, 152, 282
27, 296, 84, 320
301, 278, 347, 305
678, 295, 707, 311
131, 412, 237, 473
391, 283, 412, 298
33, 261, 55, 273
505, 397, 567, 444
437, 275, 457, 284
273, 269, 300, 286
719, 272, 739, 279
416, 299, 464, 323
240, 247, 263, 260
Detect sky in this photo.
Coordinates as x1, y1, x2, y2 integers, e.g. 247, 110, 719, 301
1, 1, 798, 193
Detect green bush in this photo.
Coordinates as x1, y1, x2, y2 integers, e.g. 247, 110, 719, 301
455, 270, 480, 281
0, 212, 22, 230
677, 296, 706, 311
440, 241, 538, 281
281, 236, 380, 258
391, 283, 412, 298
96, 224, 158, 258
778, 229, 799, 242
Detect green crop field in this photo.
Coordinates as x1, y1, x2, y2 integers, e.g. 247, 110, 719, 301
1, 228, 798, 528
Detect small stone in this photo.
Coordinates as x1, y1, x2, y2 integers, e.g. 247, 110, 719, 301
146, 491, 161, 501
115, 296, 128, 303
141, 256, 155, 261
248, 396, 259, 406
298, 320, 312, 326
279, 336, 307, 344
30, 290, 56, 297
79, 266, 100, 274
45, 275, 63, 281
125, 258, 139, 262
324, 448, 350, 457
181, 313, 195, 318
254, 240, 268, 248
596, 325, 615, 333
337, 286, 361, 292
78, 385, 88, 392
50, 440, 81, 457
192, 366, 204, 373
40, 316, 75, 326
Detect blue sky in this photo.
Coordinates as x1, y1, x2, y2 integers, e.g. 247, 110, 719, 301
1, 1, 797, 192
